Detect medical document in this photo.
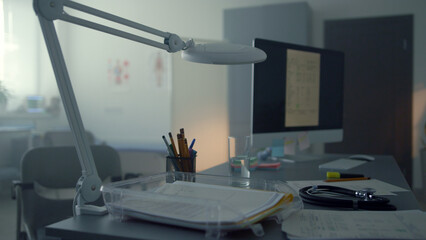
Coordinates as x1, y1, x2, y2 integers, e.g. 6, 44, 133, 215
285, 49, 320, 127
286, 178, 409, 196
113, 181, 290, 224
282, 209, 426, 239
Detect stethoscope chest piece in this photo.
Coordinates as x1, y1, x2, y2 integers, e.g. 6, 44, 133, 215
356, 188, 376, 201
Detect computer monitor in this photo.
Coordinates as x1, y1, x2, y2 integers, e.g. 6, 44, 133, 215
251, 38, 344, 151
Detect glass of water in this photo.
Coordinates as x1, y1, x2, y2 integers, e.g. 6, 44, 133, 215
228, 135, 253, 178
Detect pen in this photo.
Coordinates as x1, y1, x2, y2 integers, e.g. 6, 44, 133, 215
327, 172, 364, 179
163, 135, 180, 171
162, 135, 174, 157
169, 132, 182, 170
190, 149, 197, 172
324, 177, 370, 182
177, 133, 183, 157
168, 132, 178, 157
168, 144, 181, 171
189, 138, 196, 149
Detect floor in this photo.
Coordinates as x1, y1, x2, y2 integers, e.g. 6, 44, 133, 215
0, 194, 18, 240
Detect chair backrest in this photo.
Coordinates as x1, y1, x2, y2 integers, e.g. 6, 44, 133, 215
42, 130, 95, 147
19, 145, 121, 238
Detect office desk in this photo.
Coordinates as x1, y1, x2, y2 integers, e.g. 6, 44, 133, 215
45, 155, 420, 239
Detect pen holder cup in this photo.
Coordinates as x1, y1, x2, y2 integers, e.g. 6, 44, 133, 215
166, 155, 197, 173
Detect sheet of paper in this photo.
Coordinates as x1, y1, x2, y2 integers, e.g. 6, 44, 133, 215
285, 49, 320, 127
154, 181, 283, 217
286, 179, 409, 196
318, 158, 366, 170
282, 209, 426, 239
284, 138, 296, 155
115, 181, 286, 224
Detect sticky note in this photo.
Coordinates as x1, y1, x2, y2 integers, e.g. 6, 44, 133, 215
271, 146, 284, 157
284, 138, 296, 155
271, 139, 284, 157
298, 132, 310, 150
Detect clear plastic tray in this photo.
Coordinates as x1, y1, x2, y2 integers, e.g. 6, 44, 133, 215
101, 172, 302, 238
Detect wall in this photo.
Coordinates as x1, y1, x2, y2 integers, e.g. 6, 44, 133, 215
61, 9, 172, 149
171, 48, 228, 171
33, 0, 425, 184
1, 0, 39, 111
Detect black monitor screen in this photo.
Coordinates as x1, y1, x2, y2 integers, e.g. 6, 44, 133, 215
252, 38, 344, 136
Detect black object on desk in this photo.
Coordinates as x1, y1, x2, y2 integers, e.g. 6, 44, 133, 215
46, 154, 420, 240
299, 185, 397, 210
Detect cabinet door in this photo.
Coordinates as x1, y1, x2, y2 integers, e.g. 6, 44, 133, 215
324, 15, 413, 185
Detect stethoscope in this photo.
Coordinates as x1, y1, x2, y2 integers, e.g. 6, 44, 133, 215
299, 185, 397, 210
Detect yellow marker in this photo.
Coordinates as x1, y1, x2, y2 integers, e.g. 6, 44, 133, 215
327, 171, 341, 178
327, 171, 364, 179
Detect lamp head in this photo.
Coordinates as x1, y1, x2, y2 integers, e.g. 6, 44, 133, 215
181, 39, 267, 65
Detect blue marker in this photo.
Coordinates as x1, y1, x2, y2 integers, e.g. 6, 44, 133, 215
189, 138, 196, 149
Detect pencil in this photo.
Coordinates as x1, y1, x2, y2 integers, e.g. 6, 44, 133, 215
180, 128, 185, 139
183, 138, 190, 158
324, 177, 370, 182
168, 132, 178, 157
177, 133, 183, 157
177, 133, 187, 171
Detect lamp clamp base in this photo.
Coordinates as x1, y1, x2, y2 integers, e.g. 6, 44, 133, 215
75, 204, 108, 215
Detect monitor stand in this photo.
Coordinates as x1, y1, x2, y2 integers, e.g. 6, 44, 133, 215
275, 154, 323, 163
271, 145, 324, 162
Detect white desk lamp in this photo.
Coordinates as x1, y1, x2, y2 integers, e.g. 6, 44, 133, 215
33, 0, 266, 215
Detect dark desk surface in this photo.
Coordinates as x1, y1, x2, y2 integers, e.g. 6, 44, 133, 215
46, 154, 420, 240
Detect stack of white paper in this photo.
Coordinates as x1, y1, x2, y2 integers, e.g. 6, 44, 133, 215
111, 181, 292, 226
282, 209, 426, 239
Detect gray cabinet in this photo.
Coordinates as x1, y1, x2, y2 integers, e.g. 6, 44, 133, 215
224, 2, 311, 137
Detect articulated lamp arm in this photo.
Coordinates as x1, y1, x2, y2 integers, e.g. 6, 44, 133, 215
35, 0, 188, 52
34, 0, 191, 215
33, 0, 266, 215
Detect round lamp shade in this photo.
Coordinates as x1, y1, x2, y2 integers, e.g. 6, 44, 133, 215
181, 42, 267, 65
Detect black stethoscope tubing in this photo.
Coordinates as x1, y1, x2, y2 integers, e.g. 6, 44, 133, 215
299, 185, 396, 211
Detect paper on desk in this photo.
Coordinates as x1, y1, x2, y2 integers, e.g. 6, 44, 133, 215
282, 209, 426, 239
318, 158, 366, 170
115, 181, 287, 224
286, 179, 409, 196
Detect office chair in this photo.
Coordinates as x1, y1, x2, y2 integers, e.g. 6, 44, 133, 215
42, 130, 95, 146
12, 145, 122, 240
